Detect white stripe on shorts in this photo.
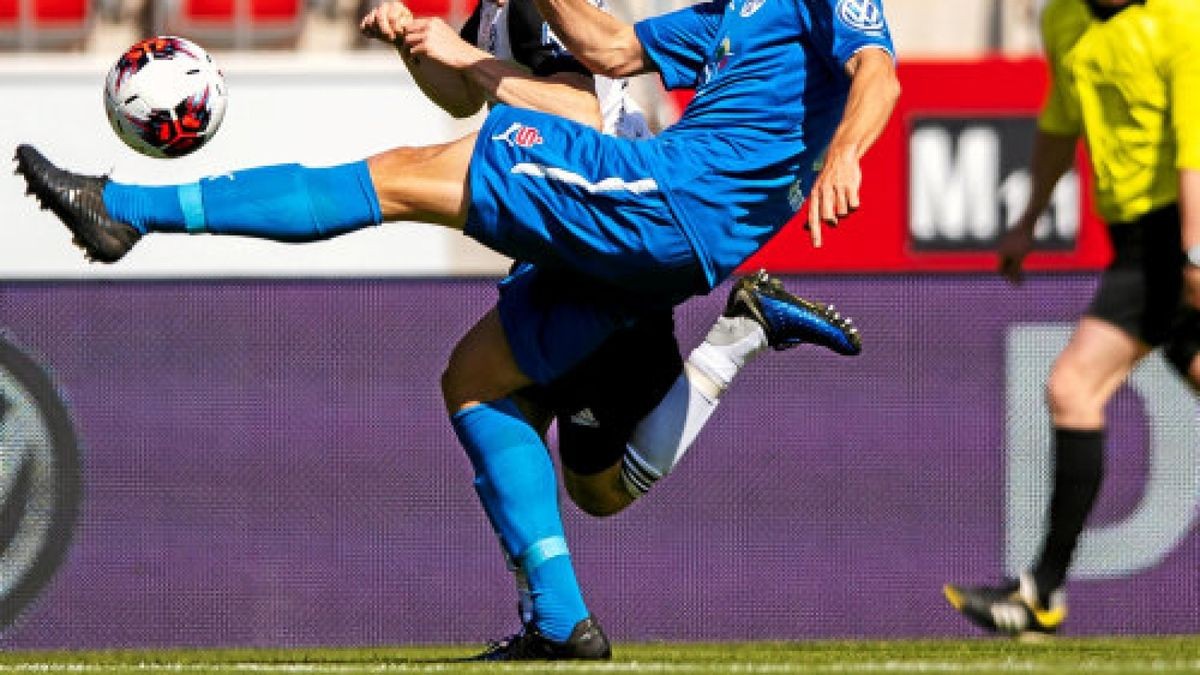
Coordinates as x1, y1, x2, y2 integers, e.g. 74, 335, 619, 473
511, 163, 659, 194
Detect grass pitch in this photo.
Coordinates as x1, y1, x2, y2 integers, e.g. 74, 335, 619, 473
1, 637, 1198, 674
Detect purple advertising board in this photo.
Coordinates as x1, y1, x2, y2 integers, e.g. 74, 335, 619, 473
0, 276, 1196, 649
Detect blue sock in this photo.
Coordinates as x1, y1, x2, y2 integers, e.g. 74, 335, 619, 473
452, 399, 589, 643
103, 161, 382, 239
102, 183, 188, 234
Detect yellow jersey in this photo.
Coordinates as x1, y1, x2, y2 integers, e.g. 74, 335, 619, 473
1039, 0, 1200, 223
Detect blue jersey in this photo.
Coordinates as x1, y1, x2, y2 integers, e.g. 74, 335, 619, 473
634, 0, 894, 287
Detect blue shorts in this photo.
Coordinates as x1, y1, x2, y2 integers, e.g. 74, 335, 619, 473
468, 105, 706, 382
519, 309, 682, 475
496, 263, 654, 383
467, 105, 703, 300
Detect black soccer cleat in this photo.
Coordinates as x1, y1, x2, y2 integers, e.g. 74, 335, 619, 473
725, 269, 862, 356
14, 144, 141, 263
943, 573, 1067, 637
471, 615, 612, 661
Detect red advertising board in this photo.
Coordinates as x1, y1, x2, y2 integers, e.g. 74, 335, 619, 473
670, 59, 1113, 273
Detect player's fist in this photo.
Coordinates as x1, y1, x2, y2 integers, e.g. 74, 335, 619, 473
360, 1, 414, 44
402, 17, 487, 70
997, 218, 1036, 286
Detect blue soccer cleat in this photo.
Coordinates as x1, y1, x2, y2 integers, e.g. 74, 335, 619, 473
725, 270, 862, 356
14, 144, 140, 263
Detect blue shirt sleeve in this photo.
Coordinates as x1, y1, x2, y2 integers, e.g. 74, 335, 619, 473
633, 0, 725, 90
805, 0, 895, 73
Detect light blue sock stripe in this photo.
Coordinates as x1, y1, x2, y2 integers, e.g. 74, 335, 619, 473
178, 182, 206, 233
519, 536, 569, 571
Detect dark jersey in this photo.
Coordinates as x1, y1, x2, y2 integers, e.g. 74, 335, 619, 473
459, 0, 590, 78
458, 0, 652, 138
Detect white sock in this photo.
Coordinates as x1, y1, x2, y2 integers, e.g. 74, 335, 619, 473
687, 316, 768, 392
620, 316, 768, 498
622, 367, 718, 497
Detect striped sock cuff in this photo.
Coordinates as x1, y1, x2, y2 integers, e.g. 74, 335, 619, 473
621, 444, 664, 498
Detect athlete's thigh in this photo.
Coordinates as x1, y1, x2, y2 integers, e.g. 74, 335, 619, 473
496, 263, 647, 385
443, 307, 534, 413
366, 132, 476, 228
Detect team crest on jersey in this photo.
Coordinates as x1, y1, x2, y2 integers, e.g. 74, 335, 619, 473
700, 37, 735, 87
837, 0, 885, 33
492, 122, 545, 148
740, 0, 765, 18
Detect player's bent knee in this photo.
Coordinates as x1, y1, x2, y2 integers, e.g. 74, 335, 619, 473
563, 466, 633, 518
1044, 368, 1093, 419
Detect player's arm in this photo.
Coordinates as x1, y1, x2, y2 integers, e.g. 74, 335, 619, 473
997, 129, 1077, 283
401, 50, 488, 119
400, 18, 602, 127
529, 0, 649, 78
360, 1, 485, 118
996, 9, 1082, 284
462, 64, 601, 129
805, 47, 900, 247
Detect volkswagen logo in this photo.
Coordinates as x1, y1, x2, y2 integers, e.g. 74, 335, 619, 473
0, 336, 80, 629
837, 0, 885, 33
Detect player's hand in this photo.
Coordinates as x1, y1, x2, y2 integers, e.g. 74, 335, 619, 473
359, 1, 414, 44
998, 217, 1036, 285
402, 17, 487, 70
806, 147, 862, 248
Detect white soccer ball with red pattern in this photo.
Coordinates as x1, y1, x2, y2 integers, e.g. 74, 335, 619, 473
103, 36, 228, 158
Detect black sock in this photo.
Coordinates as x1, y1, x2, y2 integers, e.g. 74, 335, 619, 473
1031, 427, 1105, 599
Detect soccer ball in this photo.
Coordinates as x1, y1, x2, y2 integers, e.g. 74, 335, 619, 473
103, 36, 228, 158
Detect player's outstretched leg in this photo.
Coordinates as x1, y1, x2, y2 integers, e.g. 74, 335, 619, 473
14, 138, 473, 263
618, 271, 862, 500
942, 573, 1067, 637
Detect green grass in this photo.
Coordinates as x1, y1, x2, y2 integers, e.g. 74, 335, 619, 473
1, 637, 1198, 674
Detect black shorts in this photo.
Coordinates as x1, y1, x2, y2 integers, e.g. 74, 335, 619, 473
520, 310, 684, 476
1086, 204, 1200, 365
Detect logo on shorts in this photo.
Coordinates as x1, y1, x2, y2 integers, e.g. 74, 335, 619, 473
837, 0, 885, 33
740, 0, 765, 17
492, 122, 545, 149
569, 408, 600, 428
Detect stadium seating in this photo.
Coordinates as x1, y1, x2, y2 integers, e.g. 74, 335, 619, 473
151, 0, 305, 49
0, 0, 92, 50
